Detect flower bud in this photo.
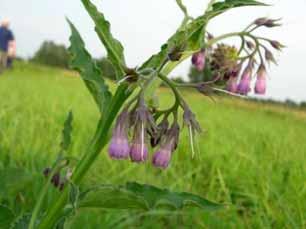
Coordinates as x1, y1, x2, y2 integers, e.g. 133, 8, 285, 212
246, 41, 255, 50
264, 19, 282, 28
237, 66, 252, 95
152, 123, 179, 169
254, 65, 267, 95
254, 18, 281, 27
108, 111, 130, 160
43, 167, 51, 177
51, 173, 61, 187
269, 40, 284, 51
265, 49, 277, 65
254, 17, 269, 26
168, 45, 185, 61
191, 50, 206, 71
207, 32, 214, 40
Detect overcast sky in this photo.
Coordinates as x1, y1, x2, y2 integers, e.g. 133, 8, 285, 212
1, 0, 305, 102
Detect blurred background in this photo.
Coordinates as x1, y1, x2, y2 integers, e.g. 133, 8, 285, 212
1, 0, 306, 102
0, 1, 305, 228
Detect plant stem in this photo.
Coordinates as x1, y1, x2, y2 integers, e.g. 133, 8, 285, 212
28, 162, 62, 229
38, 84, 130, 229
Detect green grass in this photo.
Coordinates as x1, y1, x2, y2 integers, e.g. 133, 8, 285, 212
0, 62, 305, 228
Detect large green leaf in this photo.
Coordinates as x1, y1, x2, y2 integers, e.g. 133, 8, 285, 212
81, 0, 126, 79
79, 182, 223, 212
0, 205, 15, 228
68, 20, 112, 114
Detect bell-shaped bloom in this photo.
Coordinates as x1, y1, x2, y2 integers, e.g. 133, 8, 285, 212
237, 67, 252, 95
129, 101, 157, 163
152, 148, 172, 169
108, 131, 130, 159
191, 50, 206, 71
152, 123, 180, 169
255, 65, 267, 95
130, 135, 149, 162
108, 111, 130, 160
226, 77, 238, 93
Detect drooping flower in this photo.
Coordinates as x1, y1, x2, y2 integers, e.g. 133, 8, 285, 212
129, 102, 156, 163
254, 65, 267, 95
108, 111, 130, 160
237, 66, 252, 95
192, 49, 206, 71
130, 136, 149, 162
152, 123, 180, 169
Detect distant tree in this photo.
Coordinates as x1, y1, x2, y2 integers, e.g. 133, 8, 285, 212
31, 41, 69, 68
285, 99, 298, 108
95, 57, 116, 80
300, 101, 306, 110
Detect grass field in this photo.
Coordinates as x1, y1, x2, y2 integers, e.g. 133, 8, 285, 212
0, 62, 305, 228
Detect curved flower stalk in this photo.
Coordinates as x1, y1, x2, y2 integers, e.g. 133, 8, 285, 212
32, 0, 284, 228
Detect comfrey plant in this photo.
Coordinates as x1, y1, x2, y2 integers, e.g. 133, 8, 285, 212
23, 0, 284, 228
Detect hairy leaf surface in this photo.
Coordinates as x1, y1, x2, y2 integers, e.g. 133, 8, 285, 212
81, 0, 126, 79
79, 182, 223, 211
68, 20, 112, 114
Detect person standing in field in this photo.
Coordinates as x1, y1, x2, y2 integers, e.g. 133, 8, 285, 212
0, 19, 16, 73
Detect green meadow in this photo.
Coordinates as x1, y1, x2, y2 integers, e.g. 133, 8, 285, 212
0, 62, 305, 228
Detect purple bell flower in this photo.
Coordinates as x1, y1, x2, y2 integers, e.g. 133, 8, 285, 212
191, 50, 206, 71
152, 148, 172, 169
130, 141, 149, 162
152, 123, 180, 169
237, 67, 252, 95
108, 111, 130, 160
255, 65, 267, 95
108, 133, 130, 159
129, 102, 155, 163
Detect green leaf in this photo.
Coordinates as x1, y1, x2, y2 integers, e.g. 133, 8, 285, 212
210, 0, 267, 16
60, 111, 73, 152
67, 20, 112, 114
0, 205, 15, 228
125, 182, 223, 211
79, 183, 223, 212
79, 185, 148, 210
81, 0, 126, 79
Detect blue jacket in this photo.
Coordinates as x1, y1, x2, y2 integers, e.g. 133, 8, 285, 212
0, 26, 14, 52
